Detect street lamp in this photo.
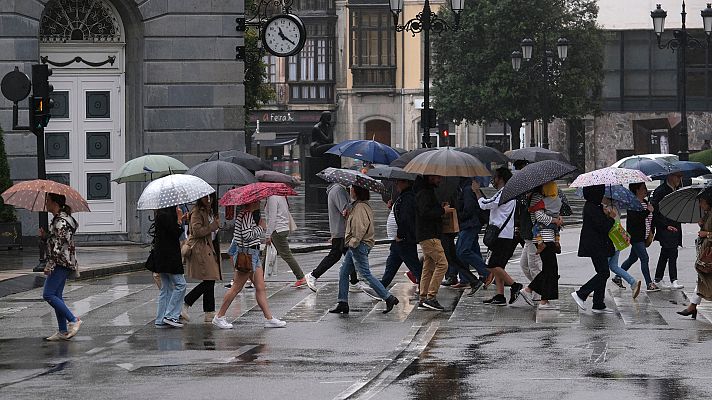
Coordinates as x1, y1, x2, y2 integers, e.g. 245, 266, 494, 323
389, 0, 464, 148
511, 36, 569, 148
651, 2, 712, 161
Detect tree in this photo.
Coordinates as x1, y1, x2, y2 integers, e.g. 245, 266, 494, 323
0, 126, 17, 222
431, 0, 603, 149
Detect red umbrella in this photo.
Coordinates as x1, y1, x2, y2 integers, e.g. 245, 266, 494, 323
219, 182, 297, 207
2, 179, 90, 212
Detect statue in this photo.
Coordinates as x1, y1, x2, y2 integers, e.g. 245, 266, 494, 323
310, 111, 334, 157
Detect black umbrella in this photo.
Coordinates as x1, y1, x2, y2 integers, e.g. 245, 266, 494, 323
256, 170, 301, 187
186, 160, 256, 186
499, 160, 577, 204
658, 184, 708, 223
206, 150, 271, 171
389, 148, 437, 168
456, 146, 509, 164
367, 166, 417, 181
505, 147, 568, 163
622, 158, 673, 178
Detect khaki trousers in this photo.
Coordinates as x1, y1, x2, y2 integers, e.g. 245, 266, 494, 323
419, 238, 449, 299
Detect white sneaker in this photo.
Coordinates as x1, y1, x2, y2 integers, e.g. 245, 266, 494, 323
180, 304, 191, 322
671, 280, 684, 289
349, 282, 364, 293
245, 280, 254, 289
305, 273, 318, 292
264, 317, 287, 328
591, 307, 615, 314
45, 331, 69, 341
66, 319, 82, 338
212, 315, 233, 329
571, 292, 586, 311
656, 280, 671, 289
538, 302, 559, 311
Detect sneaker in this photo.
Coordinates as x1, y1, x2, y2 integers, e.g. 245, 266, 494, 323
305, 273, 318, 292
591, 307, 615, 314
293, 277, 307, 288
246, 280, 254, 289
45, 331, 69, 341
611, 276, 626, 289
537, 302, 559, 310
671, 280, 684, 289
264, 317, 287, 328
441, 276, 458, 286
180, 304, 191, 322
212, 315, 233, 329
350, 282, 365, 293
655, 280, 670, 289
647, 282, 661, 292
417, 301, 429, 310
467, 279, 484, 297
362, 287, 383, 301
66, 319, 82, 338
509, 282, 523, 304
162, 317, 184, 328
490, 294, 507, 306
204, 311, 216, 323
571, 291, 586, 311
632, 280, 642, 299
224, 280, 234, 288
405, 271, 418, 284
154, 323, 170, 329
518, 289, 535, 306
422, 298, 445, 311
483, 296, 497, 304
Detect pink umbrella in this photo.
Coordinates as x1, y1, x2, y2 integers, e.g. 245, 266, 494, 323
219, 182, 297, 206
2, 179, 90, 212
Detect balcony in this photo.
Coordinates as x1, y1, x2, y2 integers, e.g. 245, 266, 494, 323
351, 66, 396, 88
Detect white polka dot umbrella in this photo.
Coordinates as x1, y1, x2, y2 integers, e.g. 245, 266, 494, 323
137, 174, 215, 210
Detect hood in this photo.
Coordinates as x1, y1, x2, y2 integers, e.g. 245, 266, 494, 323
582, 185, 605, 203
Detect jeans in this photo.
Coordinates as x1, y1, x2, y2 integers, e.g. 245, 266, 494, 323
43, 266, 77, 333
184, 280, 215, 312
156, 273, 187, 324
620, 241, 652, 286
577, 256, 610, 310
455, 228, 489, 279
337, 242, 391, 302
311, 237, 357, 283
419, 238, 449, 299
608, 250, 636, 286
655, 246, 678, 282
271, 230, 304, 279
528, 243, 559, 300
381, 241, 422, 287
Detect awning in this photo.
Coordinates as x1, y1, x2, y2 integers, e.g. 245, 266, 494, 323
254, 131, 300, 147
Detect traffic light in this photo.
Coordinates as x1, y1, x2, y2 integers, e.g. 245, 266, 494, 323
30, 64, 54, 131
439, 120, 454, 147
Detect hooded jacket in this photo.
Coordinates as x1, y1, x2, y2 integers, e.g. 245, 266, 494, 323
394, 186, 417, 244
578, 185, 615, 258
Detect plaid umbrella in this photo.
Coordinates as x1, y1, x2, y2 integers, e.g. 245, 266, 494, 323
570, 167, 650, 188
455, 146, 510, 164
327, 139, 400, 164
256, 170, 301, 187
2, 179, 90, 212
658, 185, 709, 223
403, 147, 490, 177
389, 148, 437, 168
218, 182, 297, 207
316, 167, 387, 194
113, 154, 188, 183
137, 174, 215, 210
505, 147, 568, 163
186, 160, 256, 186
499, 160, 577, 204
207, 150, 271, 171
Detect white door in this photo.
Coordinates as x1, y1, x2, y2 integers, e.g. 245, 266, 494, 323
45, 75, 125, 233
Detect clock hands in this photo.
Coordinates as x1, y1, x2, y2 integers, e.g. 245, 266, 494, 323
277, 27, 296, 46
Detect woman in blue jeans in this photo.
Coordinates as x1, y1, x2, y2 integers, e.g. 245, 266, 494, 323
152, 206, 187, 328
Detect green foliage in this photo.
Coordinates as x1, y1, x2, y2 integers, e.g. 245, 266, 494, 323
431, 0, 604, 126
690, 149, 712, 166
244, 0, 275, 122
0, 127, 17, 222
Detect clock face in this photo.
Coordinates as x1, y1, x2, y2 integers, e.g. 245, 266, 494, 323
262, 15, 305, 57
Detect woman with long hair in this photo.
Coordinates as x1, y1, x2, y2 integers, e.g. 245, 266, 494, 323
677, 188, 712, 319
152, 206, 187, 328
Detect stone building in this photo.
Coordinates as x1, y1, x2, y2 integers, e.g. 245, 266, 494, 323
0, 0, 244, 241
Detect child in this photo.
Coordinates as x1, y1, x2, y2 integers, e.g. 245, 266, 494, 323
528, 181, 562, 254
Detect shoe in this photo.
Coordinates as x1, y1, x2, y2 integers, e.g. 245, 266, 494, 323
538, 302, 559, 310
483, 296, 496, 304
383, 295, 400, 314
405, 271, 417, 284
66, 319, 82, 338
349, 282, 364, 293
509, 282, 523, 304
45, 331, 69, 341
611, 276, 625, 289
212, 315, 233, 329
647, 282, 661, 292
162, 317, 184, 328
180, 304, 191, 322
362, 287, 383, 301
154, 323, 170, 329
422, 298, 445, 311
204, 311, 216, 323
467, 279, 483, 297
571, 292, 586, 311
518, 289, 535, 306
441, 276, 458, 286
483, 273, 495, 288
677, 308, 698, 319
671, 280, 684, 289
591, 307, 615, 314
417, 301, 429, 310
329, 302, 350, 314
305, 273, 318, 292
655, 280, 670, 289
264, 317, 287, 328
246, 280, 254, 289
224, 280, 234, 288
490, 294, 507, 306
535, 243, 546, 254
293, 277, 307, 288
451, 282, 469, 289
632, 280, 642, 299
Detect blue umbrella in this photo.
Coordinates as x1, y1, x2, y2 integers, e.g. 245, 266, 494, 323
575, 185, 644, 211
622, 158, 674, 178
326, 140, 400, 164
665, 161, 709, 179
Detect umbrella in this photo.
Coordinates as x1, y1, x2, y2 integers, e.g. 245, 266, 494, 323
499, 160, 577, 204
186, 160, 256, 186
455, 146, 509, 164
2, 179, 90, 212
207, 150, 271, 171
389, 148, 437, 168
316, 167, 387, 194
659, 161, 709, 179
218, 182, 297, 207
658, 184, 708, 223
570, 167, 651, 188
113, 154, 188, 183
621, 158, 674, 177
504, 147, 568, 163
256, 170, 301, 187
403, 148, 491, 177
574, 185, 644, 211
367, 166, 417, 181
137, 174, 215, 210
326, 140, 400, 165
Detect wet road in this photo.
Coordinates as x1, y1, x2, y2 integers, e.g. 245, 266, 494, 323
1, 225, 711, 399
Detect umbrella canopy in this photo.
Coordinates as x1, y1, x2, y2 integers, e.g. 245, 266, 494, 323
326, 139, 400, 165
389, 148, 437, 168
113, 155, 188, 183
206, 150, 271, 171
658, 185, 708, 223
570, 167, 651, 188
367, 166, 417, 181
657, 161, 709, 179
186, 160, 256, 186
575, 185, 644, 211
505, 147, 568, 163
2, 179, 90, 212
218, 182, 297, 207
621, 158, 674, 177
137, 174, 214, 210
403, 148, 491, 177
316, 167, 387, 194
455, 146, 509, 164
499, 160, 577, 205
256, 170, 301, 187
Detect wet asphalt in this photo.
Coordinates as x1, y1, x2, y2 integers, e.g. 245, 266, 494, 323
1, 224, 711, 399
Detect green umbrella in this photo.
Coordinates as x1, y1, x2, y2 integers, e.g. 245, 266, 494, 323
112, 155, 188, 183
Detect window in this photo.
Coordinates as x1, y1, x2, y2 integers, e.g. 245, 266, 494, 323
350, 7, 396, 88
287, 21, 335, 103
295, 0, 334, 11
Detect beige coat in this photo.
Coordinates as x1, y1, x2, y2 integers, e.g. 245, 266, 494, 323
345, 201, 374, 248
185, 207, 222, 281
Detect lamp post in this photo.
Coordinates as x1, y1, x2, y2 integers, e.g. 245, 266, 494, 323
511, 36, 569, 149
650, 2, 712, 161
389, 0, 464, 148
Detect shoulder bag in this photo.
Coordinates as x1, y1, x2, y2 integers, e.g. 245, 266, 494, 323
234, 213, 255, 274
483, 209, 513, 248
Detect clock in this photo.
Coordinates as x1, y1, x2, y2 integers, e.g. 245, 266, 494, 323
261, 14, 306, 57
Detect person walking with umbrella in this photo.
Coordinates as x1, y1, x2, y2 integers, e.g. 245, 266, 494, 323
454, 177, 487, 295
264, 193, 306, 287
651, 171, 684, 289
152, 206, 188, 328
677, 188, 712, 319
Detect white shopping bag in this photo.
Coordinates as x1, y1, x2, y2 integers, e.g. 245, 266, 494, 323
265, 243, 278, 276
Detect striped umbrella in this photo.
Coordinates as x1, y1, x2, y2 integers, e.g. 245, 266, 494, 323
499, 160, 577, 204
316, 168, 387, 194
2, 179, 90, 212
570, 167, 651, 188
403, 147, 490, 177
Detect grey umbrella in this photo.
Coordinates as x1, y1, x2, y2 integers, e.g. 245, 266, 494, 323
207, 150, 271, 171
456, 146, 509, 164
186, 160, 256, 186
367, 166, 417, 181
499, 160, 577, 204
256, 170, 301, 187
505, 147, 568, 163
389, 148, 437, 168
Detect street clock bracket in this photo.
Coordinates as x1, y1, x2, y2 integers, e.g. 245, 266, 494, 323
235, 0, 306, 58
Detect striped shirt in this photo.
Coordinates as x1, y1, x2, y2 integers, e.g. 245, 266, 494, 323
386, 209, 398, 240
643, 199, 653, 238
232, 211, 264, 248
529, 193, 557, 243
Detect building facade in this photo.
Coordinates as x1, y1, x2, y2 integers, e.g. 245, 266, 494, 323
0, 0, 245, 241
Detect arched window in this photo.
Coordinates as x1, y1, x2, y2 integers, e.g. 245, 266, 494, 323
40, 0, 122, 43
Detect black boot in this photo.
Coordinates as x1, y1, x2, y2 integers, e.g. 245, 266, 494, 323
677, 307, 697, 319
383, 296, 399, 314
329, 302, 349, 314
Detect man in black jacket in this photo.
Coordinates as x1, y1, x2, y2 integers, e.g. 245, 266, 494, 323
380, 179, 422, 287
454, 177, 487, 295
651, 171, 684, 289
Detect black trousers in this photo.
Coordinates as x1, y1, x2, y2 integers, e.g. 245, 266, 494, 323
655, 246, 678, 282
311, 237, 357, 283
528, 243, 559, 300
184, 280, 215, 312
577, 255, 610, 310
442, 233, 479, 284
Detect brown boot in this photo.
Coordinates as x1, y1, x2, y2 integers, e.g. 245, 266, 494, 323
535, 243, 546, 254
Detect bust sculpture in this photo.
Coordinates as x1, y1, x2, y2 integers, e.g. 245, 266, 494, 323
310, 111, 334, 157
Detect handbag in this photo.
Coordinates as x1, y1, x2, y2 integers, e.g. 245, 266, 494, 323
235, 252, 252, 274
608, 220, 631, 251
264, 243, 278, 276
442, 208, 460, 234
483, 209, 513, 248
